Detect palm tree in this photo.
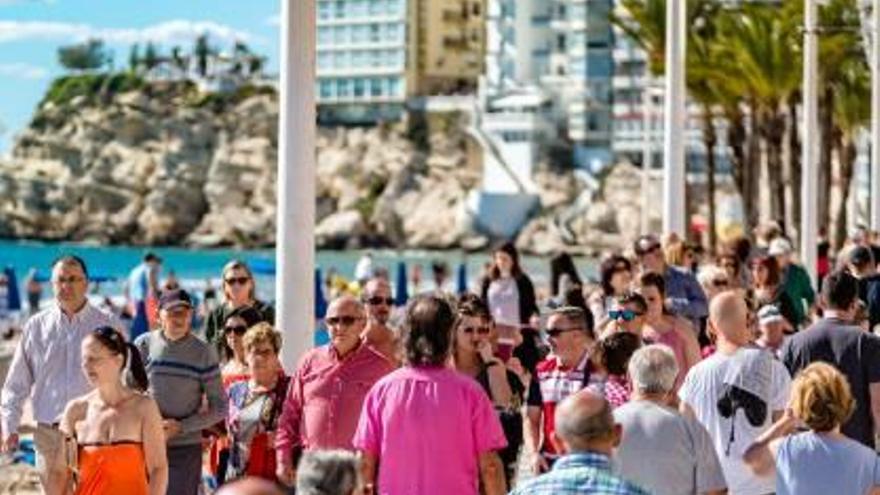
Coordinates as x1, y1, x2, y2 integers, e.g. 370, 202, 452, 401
194, 34, 212, 77
832, 57, 870, 248
718, 5, 801, 233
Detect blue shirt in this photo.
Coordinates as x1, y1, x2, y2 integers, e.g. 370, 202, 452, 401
776, 431, 880, 495
510, 452, 650, 495
664, 265, 708, 322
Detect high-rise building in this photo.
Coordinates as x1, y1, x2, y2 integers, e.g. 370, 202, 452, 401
315, 0, 413, 122
484, 0, 614, 169
413, 0, 486, 95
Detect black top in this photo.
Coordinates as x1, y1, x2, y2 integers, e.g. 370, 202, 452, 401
782, 318, 880, 448
204, 299, 275, 346
857, 274, 880, 332
474, 366, 524, 481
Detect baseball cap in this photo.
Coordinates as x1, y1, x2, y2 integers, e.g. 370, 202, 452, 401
848, 245, 875, 268
634, 234, 662, 256
767, 238, 793, 257
159, 288, 193, 311
757, 305, 785, 326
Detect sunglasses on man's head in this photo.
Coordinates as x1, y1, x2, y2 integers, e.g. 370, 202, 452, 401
460, 326, 491, 335
224, 325, 248, 336
225, 276, 250, 286
326, 315, 361, 327
609, 309, 641, 322
364, 296, 394, 306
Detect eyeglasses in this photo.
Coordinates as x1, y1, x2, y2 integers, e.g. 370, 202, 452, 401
54, 276, 85, 285
546, 326, 582, 338
224, 325, 247, 336
460, 326, 491, 335
608, 309, 642, 322
364, 296, 394, 306
638, 245, 661, 257
712, 279, 729, 288
326, 315, 362, 327
613, 265, 629, 273
225, 276, 250, 286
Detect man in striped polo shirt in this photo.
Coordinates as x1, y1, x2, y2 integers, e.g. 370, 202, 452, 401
526, 306, 604, 475
135, 288, 227, 495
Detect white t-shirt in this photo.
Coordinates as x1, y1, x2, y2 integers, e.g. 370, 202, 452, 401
487, 277, 520, 327
678, 347, 791, 495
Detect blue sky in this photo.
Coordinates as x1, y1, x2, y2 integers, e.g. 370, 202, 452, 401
0, 0, 282, 155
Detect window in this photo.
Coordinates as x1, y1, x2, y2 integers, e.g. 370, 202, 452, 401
350, 0, 366, 17
387, 77, 400, 96
335, 51, 349, 68
337, 79, 351, 97
370, 24, 381, 42
369, 0, 382, 15
318, 1, 333, 20
318, 52, 332, 69
473, 2, 481, 16
370, 78, 383, 96
319, 80, 334, 98
385, 0, 399, 15
352, 50, 365, 67
556, 34, 566, 51
370, 50, 383, 67
385, 23, 400, 42
354, 78, 365, 97
334, 0, 345, 18
386, 50, 400, 67
318, 27, 332, 46
352, 25, 366, 43
334, 25, 347, 44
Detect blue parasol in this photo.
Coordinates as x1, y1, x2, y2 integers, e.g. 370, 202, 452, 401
456, 262, 468, 295
249, 258, 276, 276
395, 261, 408, 307
315, 267, 327, 319
4, 267, 20, 311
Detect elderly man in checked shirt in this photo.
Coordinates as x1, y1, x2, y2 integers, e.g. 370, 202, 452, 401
1, 255, 123, 491
274, 295, 395, 488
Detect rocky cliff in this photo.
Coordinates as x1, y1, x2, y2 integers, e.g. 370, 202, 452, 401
0, 77, 669, 254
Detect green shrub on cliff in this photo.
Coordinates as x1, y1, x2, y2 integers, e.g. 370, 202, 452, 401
41, 72, 145, 108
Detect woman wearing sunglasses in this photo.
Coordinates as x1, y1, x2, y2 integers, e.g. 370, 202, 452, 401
589, 255, 633, 330
637, 272, 701, 390
205, 260, 275, 352
451, 293, 524, 487
47, 326, 167, 495
220, 306, 266, 388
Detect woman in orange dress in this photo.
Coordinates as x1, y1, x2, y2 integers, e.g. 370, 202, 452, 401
47, 326, 168, 495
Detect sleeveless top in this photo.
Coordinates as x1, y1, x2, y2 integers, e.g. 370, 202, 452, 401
644, 324, 690, 388
75, 442, 148, 495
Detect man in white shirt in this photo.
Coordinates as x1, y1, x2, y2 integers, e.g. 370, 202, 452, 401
679, 291, 791, 495
0, 255, 121, 490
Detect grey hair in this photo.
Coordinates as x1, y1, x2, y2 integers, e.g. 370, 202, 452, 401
697, 265, 727, 291
296, 450, 360, 495
628, 344, 679, 394
550, 306, 587, 328
554, 394, 614, 445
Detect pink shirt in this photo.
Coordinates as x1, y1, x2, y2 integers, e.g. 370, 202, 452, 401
353, 366, 507, 495
275, 342, 394, 464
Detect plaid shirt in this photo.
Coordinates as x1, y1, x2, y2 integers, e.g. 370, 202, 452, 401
604, 375, 631, 409
510, 452, 650, 495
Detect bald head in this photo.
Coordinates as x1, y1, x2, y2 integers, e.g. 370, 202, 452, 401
328, 295, 365, 317
216, 478, 283, 495
709, 290, 750, 346
553, 390, 617, 454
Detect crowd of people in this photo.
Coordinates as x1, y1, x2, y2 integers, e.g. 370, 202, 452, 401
4, 222, 880, 494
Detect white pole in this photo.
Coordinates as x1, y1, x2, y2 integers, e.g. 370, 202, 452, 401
802, 0, 819, 287
277, 0, 316, 371
871, 0, 880, 230
641, 83, 653, 234
662, 0, 687, 237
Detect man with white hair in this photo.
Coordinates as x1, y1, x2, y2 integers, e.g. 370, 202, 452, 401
755, 305, 790, 358
613, 345, 726, 495
768, 237, 815, 328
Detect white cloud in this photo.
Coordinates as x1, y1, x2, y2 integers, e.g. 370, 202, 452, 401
0, 19, 257, 46
265, 14, 279, 27
0, 62, 48, 79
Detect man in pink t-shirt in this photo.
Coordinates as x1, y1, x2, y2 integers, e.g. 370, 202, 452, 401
353, 295, 508, 495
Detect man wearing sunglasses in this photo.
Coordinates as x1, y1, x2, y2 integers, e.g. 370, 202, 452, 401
361, 277, 399, 363
634, 234, 708, 330
601, 292, 648, 339
275, 296, 394, 488
525, 306, 602, 475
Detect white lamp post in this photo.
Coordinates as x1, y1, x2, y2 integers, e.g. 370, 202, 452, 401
277, 0, 316, 370
802, 0, 819, 287
662, 0, 687, 237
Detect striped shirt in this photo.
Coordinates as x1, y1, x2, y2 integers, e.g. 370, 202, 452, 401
134, 330, 226, 446
510, 452, 650, 495
1, 302, 122, 434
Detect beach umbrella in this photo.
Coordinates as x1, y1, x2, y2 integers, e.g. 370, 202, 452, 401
4, 267, 20, 311
249, 258, 276, 276
456, 262, 468, 295
315, 267, 327, 319
395, 261, 408, 307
